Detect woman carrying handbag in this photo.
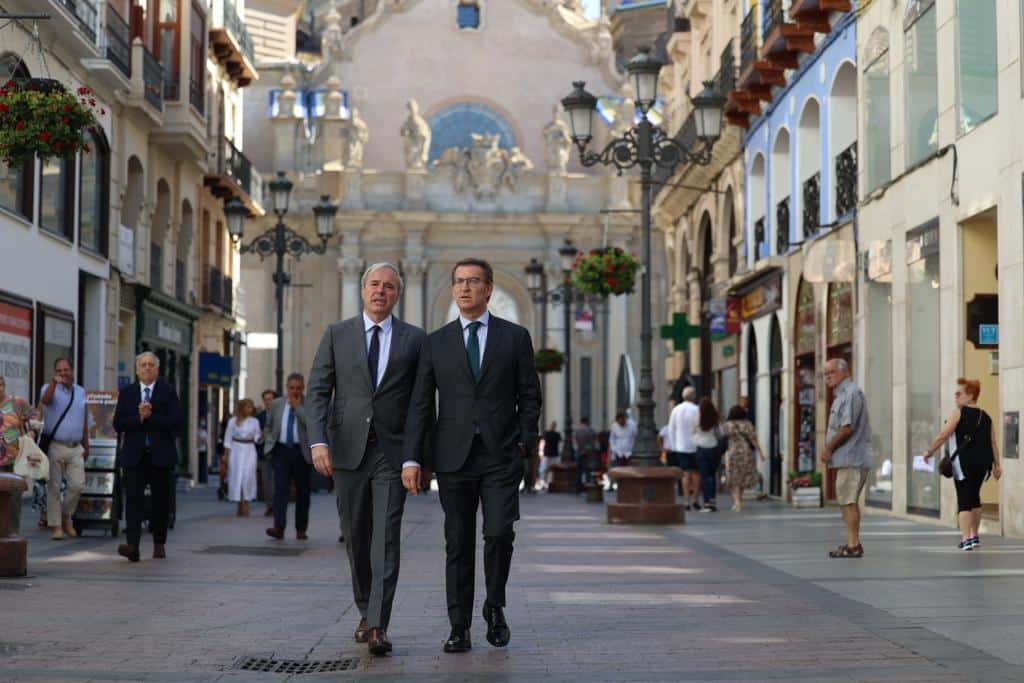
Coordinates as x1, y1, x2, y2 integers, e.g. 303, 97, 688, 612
0, 375, 37, 535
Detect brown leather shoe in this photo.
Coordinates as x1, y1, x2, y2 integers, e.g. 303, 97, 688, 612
117, 543, 140, 562
266, 527, 284, 539
368, 627, 392, 656
264, 505, 273, 517
354, 618, 369, 643
153, 543, 166, 559
296, 531, 308, 540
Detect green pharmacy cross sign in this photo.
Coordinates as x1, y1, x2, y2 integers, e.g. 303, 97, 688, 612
660, 312, 701, 352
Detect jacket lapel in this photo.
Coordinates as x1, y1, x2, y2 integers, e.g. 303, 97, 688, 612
351, 316, 375, 395
477, 315, 501, 383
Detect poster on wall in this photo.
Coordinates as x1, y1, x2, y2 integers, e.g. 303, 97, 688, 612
85, 391, 118, 444
0, 300, 33, 399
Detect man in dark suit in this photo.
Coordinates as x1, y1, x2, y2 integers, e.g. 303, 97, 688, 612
264, 373, 312, 540
404, 257, 542, 654
112, 351, 183, 562
308, 262, 425, 657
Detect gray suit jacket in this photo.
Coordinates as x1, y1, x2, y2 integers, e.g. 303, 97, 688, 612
265, 396, 312, 463
307, 314, 426, 471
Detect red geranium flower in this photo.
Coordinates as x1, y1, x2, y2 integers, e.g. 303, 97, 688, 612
15, 120, 25, 130
0, 103, 8, 113
39, 131, 51, 142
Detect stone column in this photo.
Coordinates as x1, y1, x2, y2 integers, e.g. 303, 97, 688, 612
339, 255, 363, 320
320, 76, 345, 171
273, 75, 300, 172
401, 260, 427, 328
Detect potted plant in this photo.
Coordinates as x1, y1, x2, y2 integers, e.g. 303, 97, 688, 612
534, 348, 565, 374
571, 247, 640, 298
0, 79, 103, 166
789, 470, 823, 508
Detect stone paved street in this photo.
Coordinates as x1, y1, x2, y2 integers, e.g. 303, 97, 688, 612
4, 486, 1024, 682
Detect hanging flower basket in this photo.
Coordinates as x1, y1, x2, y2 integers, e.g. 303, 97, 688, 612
571, 247, 640, 298
0, 79, 103, 166
534, 348, 565, 374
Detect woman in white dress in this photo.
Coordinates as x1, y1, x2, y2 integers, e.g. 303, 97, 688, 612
224, 398, 260, 516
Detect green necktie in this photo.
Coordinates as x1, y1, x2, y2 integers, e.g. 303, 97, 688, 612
466, 321, 482, 380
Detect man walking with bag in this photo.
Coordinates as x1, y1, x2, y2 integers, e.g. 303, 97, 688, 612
38, 357, 88, 540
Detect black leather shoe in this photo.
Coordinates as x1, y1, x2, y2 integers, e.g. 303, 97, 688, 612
117, 543, 140, 562
443, 626, 471, 653
368, 627, 392, 656
482, 602, 510, 647
153, 543, 166, 559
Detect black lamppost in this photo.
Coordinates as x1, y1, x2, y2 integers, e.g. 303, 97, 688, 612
561, 47, 724, 468
225, 171, 338, 395
525, 240, 580, 464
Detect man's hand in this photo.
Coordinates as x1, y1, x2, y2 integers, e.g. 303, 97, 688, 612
402, 466, 420, 496
139, 402, 152, 422
311, 445, 332, 477
821, 447, 832, 465
994, 461, 1002, 480
923, 451, 933, 463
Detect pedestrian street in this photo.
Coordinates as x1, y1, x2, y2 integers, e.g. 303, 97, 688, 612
5, 486, 1024, 682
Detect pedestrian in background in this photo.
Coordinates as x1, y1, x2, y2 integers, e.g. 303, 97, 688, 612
257, 388, 277, 516
923, 378, 1001, 551
694, 397, 723, 512
265, 374, 313, 540
575, 417, 598, 491
521, 424, 540, 495
113, 352, 183, 562
39, 357, 88, 540
669, 387, 701, 510
721, 405, 764, 512
821, 358, 871, 558
609, 412, 636, 468
0, 375, 33, 536
223, 398, 260, 517
539, 421, 561, 489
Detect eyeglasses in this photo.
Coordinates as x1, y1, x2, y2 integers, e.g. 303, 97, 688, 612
453, 277, 484, 288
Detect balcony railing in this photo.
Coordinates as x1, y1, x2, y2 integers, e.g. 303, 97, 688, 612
716, 39, 737, 96
776, 196, 790, 253
212, 0, 256, 65
175, 259, 186, 301
740, 7, 758, 76
754, 216, 766, 259
62, 0, 98, 43
150, 244, 163, 290
203, 265, 224, 307
835, 142, 858, 217
762, 0, 785, 43
652, 111, 698, 196
223, 275, 233, 315
142, 46, 164, 110
802, 172, 820, 238
223, 137, 253, 197
190, 77, 204, 115
104, 3, 131, 78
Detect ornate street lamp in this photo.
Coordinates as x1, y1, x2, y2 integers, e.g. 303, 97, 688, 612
561, 48, 724, 476
229, 174, 338, 394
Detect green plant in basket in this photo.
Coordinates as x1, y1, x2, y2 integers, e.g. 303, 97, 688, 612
0, 80, 103, 166
571, 247, 640, 298
534, 348, 565, 374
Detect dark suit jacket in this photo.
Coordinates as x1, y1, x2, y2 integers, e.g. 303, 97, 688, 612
264, 396, 312, 463
404, 314, 542, 473
113, 378, 184, 469
307, 315, 426, 471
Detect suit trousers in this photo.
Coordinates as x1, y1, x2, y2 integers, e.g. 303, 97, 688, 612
272, 444, 311, 532
46, 442, 85, 527
333, 443, 406, 630
124, 451, 170, 546
437, 435, 520, 629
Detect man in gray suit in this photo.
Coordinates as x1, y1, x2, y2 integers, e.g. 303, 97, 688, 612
264, 373, 312, 540
308, 262, 426, 657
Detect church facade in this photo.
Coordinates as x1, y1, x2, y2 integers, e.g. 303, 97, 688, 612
240, 0, 672, 430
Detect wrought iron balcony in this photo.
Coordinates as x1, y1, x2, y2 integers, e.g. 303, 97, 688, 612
776, 196, 790, 253
222, 275, 234, 315
203, 265, 224, 307
802, 172, 820, 238
835, 142, 857, 217
762, 0, 785, 43
104, 3, 131, 78
740, 7, 758, 77
209, 0, 258, 86
716, 39, 737, 97
62, 0, 98, 43
204, 135, 261, 214
142, 45, 164, 111
754, 216, 766, 259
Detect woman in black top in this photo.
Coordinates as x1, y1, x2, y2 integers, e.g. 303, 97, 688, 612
923, 378, 1002, 550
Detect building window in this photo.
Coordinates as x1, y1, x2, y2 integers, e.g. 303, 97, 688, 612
189, 0, 206, 115
39, 157, 74, 240
79, 128, 110, 256
457, 1, 480, 29
864, 241, 893, 509
36, 305, 75, 399
904, 2, 938, 165
0, 159, 33, 221
155, 0, 180, 100
864, 33, 891, 190
957, 0, 997, 134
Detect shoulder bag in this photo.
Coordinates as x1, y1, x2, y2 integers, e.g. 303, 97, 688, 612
939, 410, 983, 479
14, 434, 49, 480
37, 385, 76, 455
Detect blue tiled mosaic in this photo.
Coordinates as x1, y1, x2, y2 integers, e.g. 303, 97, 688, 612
427, 102, 517, 162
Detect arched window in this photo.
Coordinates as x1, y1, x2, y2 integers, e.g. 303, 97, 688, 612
427, 101, 516, 163
771, 129, 791, 254
457, 1, 481, 30
864, 28, 891, 191
152, 179, 171, 291
40, 156, 75, 240
797, 99, 821, 238
904, 0, 938, 164
724, 188, 739, 276
749, 153, 766, 261
0, 54, 33, 221
79, 128, 110, 255
830, 63, 858, 219
956, 0, 997, 133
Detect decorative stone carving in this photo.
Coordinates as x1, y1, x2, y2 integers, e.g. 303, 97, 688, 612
323, 6, 345, 59
542, 105, 572, 174
434, 133, 534, 200
399, 99, 431, 170
346, 108, 368, 168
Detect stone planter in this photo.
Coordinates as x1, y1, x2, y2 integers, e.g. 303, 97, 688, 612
792, 486, 822, 508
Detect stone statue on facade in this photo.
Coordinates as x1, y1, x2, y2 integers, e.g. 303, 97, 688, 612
434, 133, 534, 200
542, 105, 572, 174
504, 146, 534, 191
346, 108, 368, 168
399, 99, 431, 171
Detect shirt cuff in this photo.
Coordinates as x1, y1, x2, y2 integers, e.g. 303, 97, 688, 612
402, 460, 420, 469
310, 442, 328, 450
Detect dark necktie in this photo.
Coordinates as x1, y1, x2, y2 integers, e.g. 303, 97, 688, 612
143, 386, 151, 447
367, 325, 381, 389
286, 407, 296, 446
466, 321, 482, 380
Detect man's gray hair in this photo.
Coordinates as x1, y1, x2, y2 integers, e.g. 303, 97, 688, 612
682, 386, 697, 402
286, 372, 305, 384
832, 358, 849, 373
135, 351, 160, 368
361, 262, 404, 293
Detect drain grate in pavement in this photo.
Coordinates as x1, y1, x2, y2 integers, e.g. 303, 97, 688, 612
0, 583, 32, 590
233, 656, 361, 674
196, 545, 308, 557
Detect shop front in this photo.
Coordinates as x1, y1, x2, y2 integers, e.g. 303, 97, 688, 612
198, 351, 234, 483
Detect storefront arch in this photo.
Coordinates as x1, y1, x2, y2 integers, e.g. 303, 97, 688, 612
769, 314, 783, 496
793, 278, 816, 475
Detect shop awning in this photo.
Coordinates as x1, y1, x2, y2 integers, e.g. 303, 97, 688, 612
199, 352, 234, 387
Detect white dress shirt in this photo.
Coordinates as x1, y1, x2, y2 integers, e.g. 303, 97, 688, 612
364, 312, 394, 388
140, 382, 156, 401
